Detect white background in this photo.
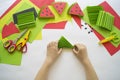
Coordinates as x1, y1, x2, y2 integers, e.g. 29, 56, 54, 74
0, 0, 120, 80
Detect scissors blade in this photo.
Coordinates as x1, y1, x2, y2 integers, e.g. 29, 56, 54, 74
14, 29, 28, 43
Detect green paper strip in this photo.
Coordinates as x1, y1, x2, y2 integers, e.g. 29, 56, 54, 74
58, 36, 73, 48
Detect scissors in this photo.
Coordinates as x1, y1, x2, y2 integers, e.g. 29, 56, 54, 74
16, 30, 31, 53
3, 29, 28, 53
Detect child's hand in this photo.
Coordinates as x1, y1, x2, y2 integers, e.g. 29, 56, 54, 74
72, 44, 88, 64
46, 41, 62, 66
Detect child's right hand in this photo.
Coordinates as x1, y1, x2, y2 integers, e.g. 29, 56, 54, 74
72, 44, 88, 64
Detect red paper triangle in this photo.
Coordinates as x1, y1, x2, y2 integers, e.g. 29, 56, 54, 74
2, 22, 19, 39
39, 6, 55, 18
52, 2, 67, 15
72, 15, 81, 29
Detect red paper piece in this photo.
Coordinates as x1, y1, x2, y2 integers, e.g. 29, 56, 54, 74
91, 1, 120, 56
53, 2, 67, 15
44, 21, 67, 29
72, 15, 81, 28
39, 6, 55, 18
0, 0, 21, 19
69, 3, 83, 16
30, 0, 54, 8
2, 22, 19, 38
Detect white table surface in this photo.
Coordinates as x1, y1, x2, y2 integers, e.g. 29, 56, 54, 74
0, 0, 120, 80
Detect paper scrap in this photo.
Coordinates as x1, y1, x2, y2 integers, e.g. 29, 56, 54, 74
2, 22, 19, 39
44, 21, 67, 29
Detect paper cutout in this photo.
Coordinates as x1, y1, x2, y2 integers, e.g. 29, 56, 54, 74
69, 3, 83, 17
2, 22, 19, 39
99, 1, 120, 30
86, 6, 103, 24
47, 4, 71, 23
83, 6, 120, 47
72, 15, 81, 28
0, 42, 22, 65
17, 11, 36, 30
96, 11, 114, 31
44, 21, 67, 29
30, 0, 54, 8
52, 2, 67, 15
13, 7, 38, 24
39, 6, 55, 18
0, 0, 21, 19
58, 36, 73, 48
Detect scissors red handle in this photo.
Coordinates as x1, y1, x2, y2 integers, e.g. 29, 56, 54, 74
17, 43, 27, 53
3, 40, 16, 53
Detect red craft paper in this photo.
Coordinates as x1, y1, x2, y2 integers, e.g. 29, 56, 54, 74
30, 0, 54, 8
2, 22, 19, 38
72, 15, 81, 29
0, 0, 21, 19
90, 1, 120, 56
44, 21, 67, 29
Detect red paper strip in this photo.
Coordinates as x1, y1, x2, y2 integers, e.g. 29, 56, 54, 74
30, 0, 54, 8
0, 0, 21, 19
72, 15, 81, 29
44, 21, 67, 29
91, 1, 120, 56
2, 22, 19, 38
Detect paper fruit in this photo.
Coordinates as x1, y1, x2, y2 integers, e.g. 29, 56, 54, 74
69, 3, 83, 17
52, 2, 67, 15
58, 36, 73, 48
39, 6, 55, 18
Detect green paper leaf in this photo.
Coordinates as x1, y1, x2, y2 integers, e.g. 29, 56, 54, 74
58, 36, 73, 48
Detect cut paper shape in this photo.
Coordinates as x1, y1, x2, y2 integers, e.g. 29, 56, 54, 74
2, 22, 19, 39
30, 0, 54, 8
58, 36, 73, 48
0, 0, 21, 19
86, 6, 103, 24
72, 15, 81, 28
13, 7, 38, 24
17, 11, 36, 30
44, 21, 67, 29
83, 7, 120, 47
47, 4, 71, 23
39, 6, 55, 18
0, 42, 22, 65
96, 11, 114, 31
69, 3, 83, 17
52, 2, 67, 15
99, 1, 120, 30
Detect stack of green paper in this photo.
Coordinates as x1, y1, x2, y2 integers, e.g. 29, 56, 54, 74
58, 36, 73, 48
17, 11, 36, 30
86, 6, 103, 24
96, 11, 114, 31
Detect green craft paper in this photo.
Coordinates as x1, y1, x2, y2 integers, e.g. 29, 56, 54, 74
83, 8, 120, 47
0, 42, 22, 65
96, 11, 114, 31
58, 36, 73, 48
86, 6, 103, 24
